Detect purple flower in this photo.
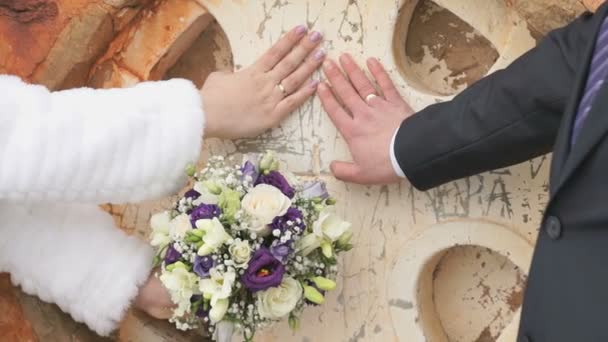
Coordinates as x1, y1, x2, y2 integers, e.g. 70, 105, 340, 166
241, 161, 259, 183
241, 248, 285, 292
164, 244, 181, 265
193, 255, 215, 278
270, 242, 292, 263
256, 171, 295, 199
271, 207, 304, 233
301, 181, 329, 200
190, 295, 208, 318
184, 189, 201, 200
190, 204, 221, 227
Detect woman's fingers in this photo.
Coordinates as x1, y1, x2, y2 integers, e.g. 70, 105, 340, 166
279, 48, 326, 94
367, 58, 402, 103
339, 54, 379, 102
256, 25, 309, 72
271, 31, 323, 82
273, 79, 321, 120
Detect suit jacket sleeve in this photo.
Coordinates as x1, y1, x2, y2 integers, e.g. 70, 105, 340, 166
394, 10, 601, 191
0, 76, 204, 203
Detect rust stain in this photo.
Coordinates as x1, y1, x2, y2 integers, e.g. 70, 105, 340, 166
474, 326, 496, 342
0, 274, 37, 342
0, 0, 58, 24
506, 287, 524, 312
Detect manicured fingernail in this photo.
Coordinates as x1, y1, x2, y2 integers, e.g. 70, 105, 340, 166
310, 31, 322, 42
314, 49, 326, 61
309, 79, 320, 89
295, 25, 307, 35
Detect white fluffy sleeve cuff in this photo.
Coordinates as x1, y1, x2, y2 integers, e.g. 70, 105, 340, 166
0, 75, 205, 203
0, 203, 154, 336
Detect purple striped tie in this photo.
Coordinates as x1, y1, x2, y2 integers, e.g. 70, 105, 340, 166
571, 16, 608, 145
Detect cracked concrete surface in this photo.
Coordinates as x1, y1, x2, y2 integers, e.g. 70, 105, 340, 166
0, 0, 593, 341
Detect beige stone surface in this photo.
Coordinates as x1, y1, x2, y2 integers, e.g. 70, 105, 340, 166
0, 0, 594, 341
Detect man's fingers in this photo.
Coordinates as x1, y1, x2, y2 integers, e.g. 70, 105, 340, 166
330, 161, 364, 184
256, 25, 308, 72
339, 54, 378, 101
317, 82, 354, 138
273, 79, 320, 120
271, 31, 323, 81
367, 57, 402, 103
323, 59, 367, 113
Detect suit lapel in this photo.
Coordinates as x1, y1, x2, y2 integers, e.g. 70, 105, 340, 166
550, 6, 608, 195
554, 85, 608, 193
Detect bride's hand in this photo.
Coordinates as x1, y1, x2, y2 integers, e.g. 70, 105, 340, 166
201, 25, 325, 139
134, 272, 174, 320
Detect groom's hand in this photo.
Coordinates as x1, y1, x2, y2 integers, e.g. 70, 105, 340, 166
318, 54, 413, 185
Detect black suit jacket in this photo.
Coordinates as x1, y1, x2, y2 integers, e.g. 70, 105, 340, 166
395, 4, 608, 342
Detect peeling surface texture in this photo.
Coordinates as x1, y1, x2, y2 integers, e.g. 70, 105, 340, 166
0, 0, 590, 341
433, 246, 526, 341
0, 0, 58, 23
406, 0, 499, 95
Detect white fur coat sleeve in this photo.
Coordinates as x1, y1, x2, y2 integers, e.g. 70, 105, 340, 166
0, 203, 155, 336
0, 75, 205, 203
0, 75, 205, 336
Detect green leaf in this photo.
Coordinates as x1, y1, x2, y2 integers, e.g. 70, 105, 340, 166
185, 163, 196, 177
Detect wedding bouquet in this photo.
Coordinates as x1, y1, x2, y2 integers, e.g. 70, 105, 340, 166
149, 152, 353, 341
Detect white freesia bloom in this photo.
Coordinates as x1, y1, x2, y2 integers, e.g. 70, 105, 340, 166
257, 277, 302, 320
314, 207, 352, 242
209, 298, 229, 323
296, 208, 351, 256
193, 181, 221, 205
228, 240, 252, 268
296, 233, 322, 256
160, 267, 199, 317
169, 214, 192, 240
196, 218, 232, 256
200, 268, 236, 322
150, 211, 171, 248
241, 184, 291, 235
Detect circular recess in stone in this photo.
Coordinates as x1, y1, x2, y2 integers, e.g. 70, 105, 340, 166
388, 221, 532, 342
393, 0, 500, 96
432, 245, 526, 342
164, 19, 234, 87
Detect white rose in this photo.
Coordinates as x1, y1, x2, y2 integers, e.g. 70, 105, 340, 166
150, 211, 171, 248
159, 266, 199, 317
196, 218, 232, 256
313, 208, 351, 242
193, 181, 221, 205
169, 214, 192, 240
200, 268, 236, 308
257, 277, 302, 320
228, 240, 252, 268
241, 184, 291, 235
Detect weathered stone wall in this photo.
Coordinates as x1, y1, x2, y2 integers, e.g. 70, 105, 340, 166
0, 1, 599, 341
